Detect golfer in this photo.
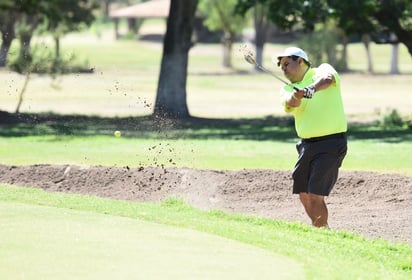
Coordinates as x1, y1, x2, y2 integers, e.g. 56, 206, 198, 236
276, 47, 347, 227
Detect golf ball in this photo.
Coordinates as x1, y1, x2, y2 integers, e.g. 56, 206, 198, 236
114, 131, 121, 137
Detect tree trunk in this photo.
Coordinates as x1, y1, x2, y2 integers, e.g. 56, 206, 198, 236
222, 31, 233, 68
390, 43, 400, 74
340, 34, 349, 72
153, 0, 198, 119
362, 34, 373, 73
15, 71, 30, 114
254, 3, 269, 71
55, 36, 61, 61
0, 12, 17, 67
17, 15, 39, 65
114, 18, 119, 39
0, 31, 14, 67
19, 33, 33, 63
104, 0, 111, 18
255, 45, 263, 70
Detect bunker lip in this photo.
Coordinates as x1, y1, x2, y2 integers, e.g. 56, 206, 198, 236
0, 164, 411, 245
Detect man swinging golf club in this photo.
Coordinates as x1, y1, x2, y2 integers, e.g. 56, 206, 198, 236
276, 47, 347, 227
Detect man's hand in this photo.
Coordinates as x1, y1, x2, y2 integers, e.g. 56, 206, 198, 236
285, 87, 303, 108
302, 85, 316, 98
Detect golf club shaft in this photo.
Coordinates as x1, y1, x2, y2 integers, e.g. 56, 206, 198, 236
253, 62, 296, 89
255, 64, 288, 84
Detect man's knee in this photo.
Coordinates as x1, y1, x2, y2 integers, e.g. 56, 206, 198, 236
308, 193, 325, 204
299, 192, 309, 202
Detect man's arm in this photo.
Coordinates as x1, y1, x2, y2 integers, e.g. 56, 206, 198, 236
285, 73, 336, 108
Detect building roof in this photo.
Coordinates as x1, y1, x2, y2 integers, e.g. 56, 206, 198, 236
109, 0, 170, 18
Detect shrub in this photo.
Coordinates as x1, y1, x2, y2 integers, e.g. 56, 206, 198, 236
8, 44, 92, 76
380, 109, 405, 128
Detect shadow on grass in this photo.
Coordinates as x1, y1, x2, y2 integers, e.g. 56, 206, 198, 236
0, 111, 411, 143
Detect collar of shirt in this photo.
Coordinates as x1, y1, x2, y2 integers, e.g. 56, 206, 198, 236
293, 67, 314, 88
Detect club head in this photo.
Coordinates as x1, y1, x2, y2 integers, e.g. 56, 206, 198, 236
239, 44, 257, 65
244, 53, 256, 65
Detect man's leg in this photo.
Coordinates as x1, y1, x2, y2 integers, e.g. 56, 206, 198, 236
299, 192, 311, 218
308, 193, 328, 227
299, 192, 328, 227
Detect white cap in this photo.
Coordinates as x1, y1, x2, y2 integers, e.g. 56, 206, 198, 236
275, 47, 309, 63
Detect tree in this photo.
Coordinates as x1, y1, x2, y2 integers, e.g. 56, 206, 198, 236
236, 0, 411, 73
0, 0, 98, 113
43, 0, 98, 62
0, 1, 46, 69
0, 0, 26, 67
327, 0, 378, 72
327, 0, 411, 71
15, 14, 40, 69
235, 0, 330, 63
0, 0, 98, 70
199, 0, 247, 68
153, 0, 199, 119
374, 0, 412, 57
252, 3, 271, 70
0, 10, 17, 67
235, 0, 271, 70
389, 36, 400, 74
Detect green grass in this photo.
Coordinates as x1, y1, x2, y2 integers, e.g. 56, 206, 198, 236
1, 184, 411, 279
0, 136, 295, 169
0, 134, 411, 175
2, 201, 302, 280
0, 115, 411, 174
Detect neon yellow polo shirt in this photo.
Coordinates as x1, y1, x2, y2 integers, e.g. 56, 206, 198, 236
281, 63, 347, 139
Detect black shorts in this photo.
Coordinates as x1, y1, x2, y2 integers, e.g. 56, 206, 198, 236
292, 133, 347, 196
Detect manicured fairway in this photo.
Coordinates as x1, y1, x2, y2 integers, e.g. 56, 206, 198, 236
0, 202, 305, 280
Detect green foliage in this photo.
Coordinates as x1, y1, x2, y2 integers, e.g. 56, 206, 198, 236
8, 43, 91, 75
263, 0, 305, 30
327, 0, 378, 35
380, 109, 405, 128
0, 0, 99, 74
198, 0, 247, 33
375, 0, 412, 31
235, 0, 411, 56
298, 23, 343, 68
235, 0, 331, 31
44, 0, 99, 31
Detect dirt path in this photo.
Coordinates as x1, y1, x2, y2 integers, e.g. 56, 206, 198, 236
1, 164, 410, 245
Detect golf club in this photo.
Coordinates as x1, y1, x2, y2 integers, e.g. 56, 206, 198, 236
240, 45, 298, 90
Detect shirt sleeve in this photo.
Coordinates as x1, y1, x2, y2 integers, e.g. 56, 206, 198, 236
315, 63, 340, 87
